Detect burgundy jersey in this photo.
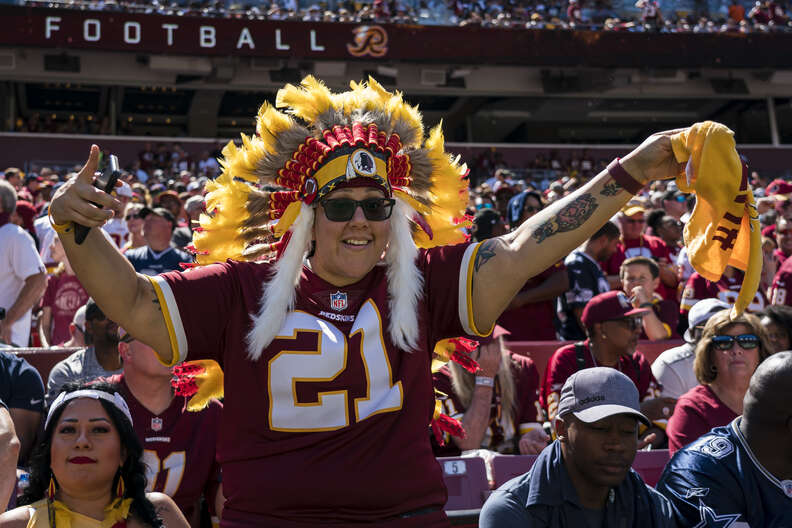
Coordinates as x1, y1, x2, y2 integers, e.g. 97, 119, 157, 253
540, 340, 660, 421
149, 242, 486, 526
640, 297, 680, 340
770, 256, 792, 306
432, 352, 544, 455
497, 261, 565, 340
108, 375, 221, 523
682, 270, 766, 315
40, 273, 88, 346
604, 234, 676, 300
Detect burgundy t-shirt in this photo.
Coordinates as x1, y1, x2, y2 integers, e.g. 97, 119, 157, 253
682, 270, 766, 317
667, 384, 738, 454
109, 375, 222, 522
40, 273, 88, 345
497, 261, 565, 340
540, 340, 661, 420
151, 243, 482, 526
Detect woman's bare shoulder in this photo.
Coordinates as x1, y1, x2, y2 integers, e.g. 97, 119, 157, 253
0, 506, 32, 528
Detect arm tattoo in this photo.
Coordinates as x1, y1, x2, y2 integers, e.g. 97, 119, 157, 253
472, 239, 498, 290
600, 180, 622, 196
474, 239, 498, 272
532, 193, 598, 244
146, 282, 163, 313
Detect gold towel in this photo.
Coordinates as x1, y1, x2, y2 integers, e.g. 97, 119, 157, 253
670, 121, 761, 318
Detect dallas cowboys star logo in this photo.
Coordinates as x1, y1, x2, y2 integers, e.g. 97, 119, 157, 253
692, 500, 742, 528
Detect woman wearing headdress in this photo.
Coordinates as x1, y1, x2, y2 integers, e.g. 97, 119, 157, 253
48, 77, 687, 526
0, 382, 188, 528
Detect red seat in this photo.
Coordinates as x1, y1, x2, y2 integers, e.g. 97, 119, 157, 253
631, 449, 670, 487
438, 456, 490, 511
11, 348, 76, 383
490, 454, 538, 489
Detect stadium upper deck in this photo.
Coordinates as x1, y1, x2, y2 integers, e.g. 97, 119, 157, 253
0, 3, 790, 146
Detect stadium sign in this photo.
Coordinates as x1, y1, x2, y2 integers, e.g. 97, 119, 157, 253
1, 6, 790, 68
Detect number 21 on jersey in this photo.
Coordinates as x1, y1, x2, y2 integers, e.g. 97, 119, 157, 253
268, 299, 403, 432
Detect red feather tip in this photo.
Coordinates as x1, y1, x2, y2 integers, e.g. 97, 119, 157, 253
450, 337, 479, 354
451, 351, 479, 374
434, 413, 467, 440
179, 262, 199, 270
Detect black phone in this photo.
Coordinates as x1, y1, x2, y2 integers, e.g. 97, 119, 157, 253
74, 154, 121, 245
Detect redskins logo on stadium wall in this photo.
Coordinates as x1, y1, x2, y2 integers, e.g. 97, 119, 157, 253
346, 25, 389, 58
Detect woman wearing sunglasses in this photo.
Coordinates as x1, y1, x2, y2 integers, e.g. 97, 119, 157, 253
48, 77, 690, 526
666, 310, 774, 454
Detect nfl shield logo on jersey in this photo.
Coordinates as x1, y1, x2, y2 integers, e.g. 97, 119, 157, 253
330, 291, 348, 312
151, 417, 163, 432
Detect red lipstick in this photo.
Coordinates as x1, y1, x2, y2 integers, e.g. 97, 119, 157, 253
68, 457, 97, 464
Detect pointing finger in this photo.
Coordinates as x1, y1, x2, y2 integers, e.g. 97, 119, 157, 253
76, 144, 100, 184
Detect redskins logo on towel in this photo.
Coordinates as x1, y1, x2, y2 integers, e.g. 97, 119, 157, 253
347, 25, 389, 58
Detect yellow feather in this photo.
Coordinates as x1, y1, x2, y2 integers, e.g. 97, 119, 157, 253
183, 360, 225, 412
276, 75, 335, 123
274, 201, 302, 237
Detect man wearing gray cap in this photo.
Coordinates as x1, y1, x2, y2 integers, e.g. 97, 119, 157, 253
480, 367, 675, 527
651, 298, 729, 399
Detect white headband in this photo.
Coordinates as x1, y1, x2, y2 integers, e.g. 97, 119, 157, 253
45, 389, 133, 430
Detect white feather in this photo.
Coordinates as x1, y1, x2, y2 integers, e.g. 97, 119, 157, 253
385, 198, 423, 352
246, 203, 314, 360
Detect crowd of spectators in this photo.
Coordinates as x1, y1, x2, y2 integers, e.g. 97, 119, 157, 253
21, 0, 792, 32
1, 139, 791, 524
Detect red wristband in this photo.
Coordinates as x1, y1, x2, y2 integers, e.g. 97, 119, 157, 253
607, 158, 644, 195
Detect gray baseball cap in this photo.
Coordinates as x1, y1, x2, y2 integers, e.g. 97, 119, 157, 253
684, 298, 730, 343
557, 367, 650, 426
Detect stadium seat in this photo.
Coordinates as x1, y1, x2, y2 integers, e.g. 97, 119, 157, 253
11, 348, 76, 383
490, 454, 539, 489
631, 449, 671, 487
438, 456, 490, 510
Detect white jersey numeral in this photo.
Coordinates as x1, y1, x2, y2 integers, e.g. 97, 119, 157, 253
268, 300, 403, 432
142, 450, 186, 496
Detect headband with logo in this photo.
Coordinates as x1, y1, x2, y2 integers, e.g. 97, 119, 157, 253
45, 389, 133, 430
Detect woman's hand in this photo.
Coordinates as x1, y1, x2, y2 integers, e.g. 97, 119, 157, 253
474, 341, 502, 378
620, 128, 688, 186
49, 145, 122, 227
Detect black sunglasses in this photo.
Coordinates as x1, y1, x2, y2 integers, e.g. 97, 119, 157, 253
321, 197, 395, 222
711, 334, 759, 351
125, 213, 143, 221
613, 317, 642, 330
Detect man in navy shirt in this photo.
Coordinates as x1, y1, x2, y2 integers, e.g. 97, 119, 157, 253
480, 367, 675, 528
557, 221, 619, 340
125, 207, 191, 276
0, 351, 44, 467
657, 351, 792, 527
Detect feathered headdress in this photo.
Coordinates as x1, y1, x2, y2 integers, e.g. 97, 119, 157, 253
190, 76, 471, 359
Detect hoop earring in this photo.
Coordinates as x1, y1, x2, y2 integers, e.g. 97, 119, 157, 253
710, 364, 718, 373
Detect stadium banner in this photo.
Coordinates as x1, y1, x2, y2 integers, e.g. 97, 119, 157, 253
0, 6, 789, 67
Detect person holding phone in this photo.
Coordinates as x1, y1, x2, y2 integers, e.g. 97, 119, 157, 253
47, 77, 688, 526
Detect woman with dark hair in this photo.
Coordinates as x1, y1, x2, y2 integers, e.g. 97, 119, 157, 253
666, 311, 774, 454
0, 382, 188, 528
758, 304, 792, 353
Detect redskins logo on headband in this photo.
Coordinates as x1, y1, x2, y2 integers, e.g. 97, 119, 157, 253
349, 149, 377, 178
